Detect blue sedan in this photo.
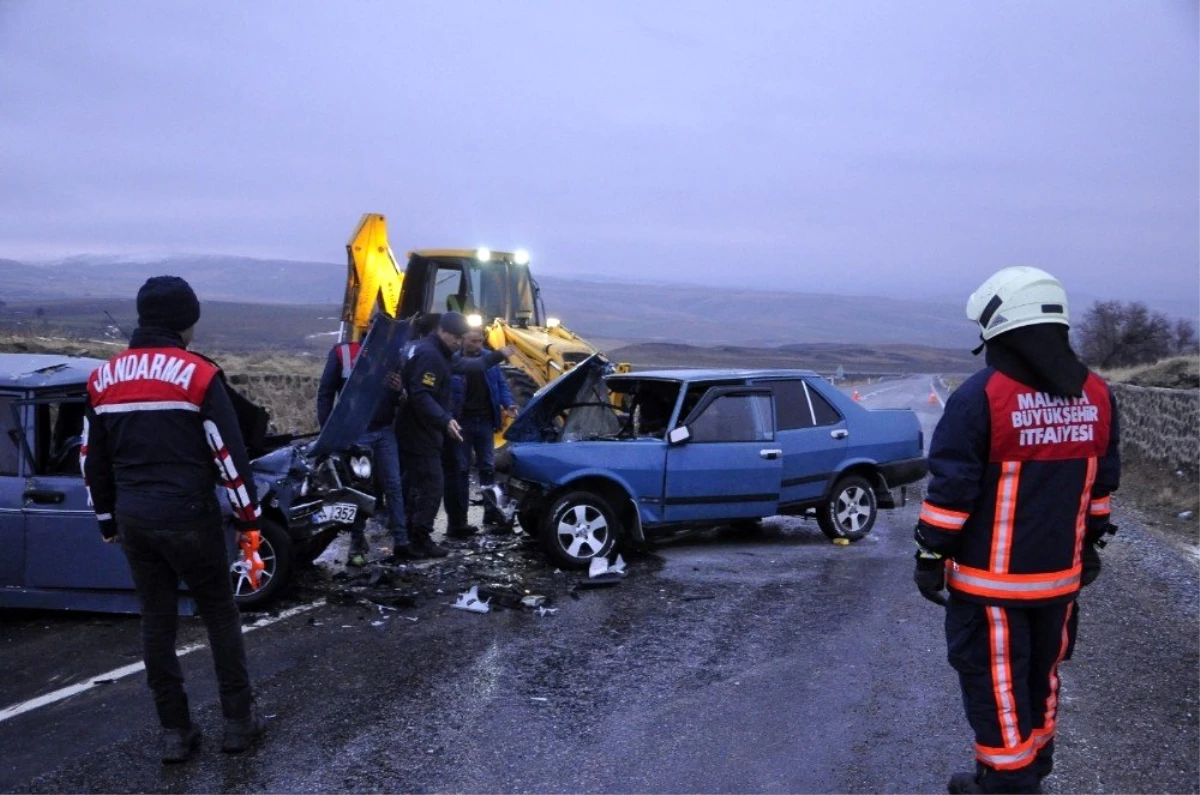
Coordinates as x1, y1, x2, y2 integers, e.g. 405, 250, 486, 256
496, 356, 927, 568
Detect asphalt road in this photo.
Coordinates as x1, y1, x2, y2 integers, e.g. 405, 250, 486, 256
1, 375, 1196, 794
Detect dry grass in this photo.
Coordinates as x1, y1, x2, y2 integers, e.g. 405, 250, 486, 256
1098, 355, 1199, 389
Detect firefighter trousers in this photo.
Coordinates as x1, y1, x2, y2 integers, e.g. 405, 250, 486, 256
945, 596, 1079, 793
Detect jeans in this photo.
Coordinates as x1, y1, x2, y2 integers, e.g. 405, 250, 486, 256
443, 440, 467, 529
355, 426, 407, 549
457, 414, 500, 522
118, 517, 252, 729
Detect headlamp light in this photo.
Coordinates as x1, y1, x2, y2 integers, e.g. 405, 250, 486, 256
467, 313, 483, 328
475, 247, 491, 262
350, 455, 372, 480
513, 249, 530, 265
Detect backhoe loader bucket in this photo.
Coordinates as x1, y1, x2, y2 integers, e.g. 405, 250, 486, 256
342, 213, 404, 343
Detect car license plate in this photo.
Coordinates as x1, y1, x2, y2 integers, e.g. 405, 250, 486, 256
315, 503, 357, 524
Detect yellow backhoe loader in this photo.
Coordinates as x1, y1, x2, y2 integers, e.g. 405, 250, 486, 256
340, 213, 605, 437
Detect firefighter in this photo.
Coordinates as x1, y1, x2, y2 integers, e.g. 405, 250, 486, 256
83, 276, 265, 762
914, 266, 1120, 794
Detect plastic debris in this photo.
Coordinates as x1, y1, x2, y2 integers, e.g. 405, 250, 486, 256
832, 538, 850, 546
530, 697, 549, 702
535, 606, 558, 617
588, 554, 628, 579
370, 620, 386, 627
1178, 511, 1194, 520
452, 585, 491, 614
521, 595, 547, 608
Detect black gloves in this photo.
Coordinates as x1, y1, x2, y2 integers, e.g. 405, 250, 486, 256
1081, 519, 1118, 588
1081, 543, 1102, 586
914, 546, 947, 606
99, 517, 119, 542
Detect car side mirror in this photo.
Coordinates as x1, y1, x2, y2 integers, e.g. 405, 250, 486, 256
667, 426, 691, 445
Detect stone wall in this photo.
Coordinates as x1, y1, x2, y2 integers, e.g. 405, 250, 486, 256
1110, 383, 1199, 474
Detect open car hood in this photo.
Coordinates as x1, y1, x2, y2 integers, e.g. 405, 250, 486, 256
310, 313, 408, 457
504, 354, 612, 443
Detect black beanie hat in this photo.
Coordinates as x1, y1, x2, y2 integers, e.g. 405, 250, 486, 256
439, 311, 470, 335
137, 276, 201, 331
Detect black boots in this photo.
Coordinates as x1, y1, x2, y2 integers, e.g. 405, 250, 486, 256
160, 725, 201, 764
221, 709, 266, 753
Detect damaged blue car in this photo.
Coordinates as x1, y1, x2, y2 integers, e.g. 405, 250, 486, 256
495, 355, 928, 568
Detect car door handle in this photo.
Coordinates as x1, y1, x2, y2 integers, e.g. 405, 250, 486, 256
25, 489, 65, 505
830, 429, 849, 440
759, 449, 783, 460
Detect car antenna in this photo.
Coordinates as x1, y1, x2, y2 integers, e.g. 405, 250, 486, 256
103, 310, 130, 341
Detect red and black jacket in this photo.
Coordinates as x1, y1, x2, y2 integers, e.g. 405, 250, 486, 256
916, 367, 1120, 606
82, 329, 261, 531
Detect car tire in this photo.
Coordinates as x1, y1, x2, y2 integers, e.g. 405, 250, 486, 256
817, 475, 877, 542
518, 509, 542, 536
230, 519, 293, 609
541, 490, 620, 569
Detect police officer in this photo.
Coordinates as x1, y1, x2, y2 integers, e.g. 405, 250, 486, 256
83, 276, 265, 763
914, 267, 1120, 794
397, 312, 513, 556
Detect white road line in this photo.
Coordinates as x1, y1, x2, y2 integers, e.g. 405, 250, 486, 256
0, 599, 325, 725
929, 377, 946, 408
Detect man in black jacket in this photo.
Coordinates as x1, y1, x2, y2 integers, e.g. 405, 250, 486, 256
397, 312, 512, 556
83, 276, 265, 763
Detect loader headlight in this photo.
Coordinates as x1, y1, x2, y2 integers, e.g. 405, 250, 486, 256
467, 313, 483, 328
350, 455, 372, 480
546, 317, 561, 329
513, 249, 530, 265
475, 247, 491, 263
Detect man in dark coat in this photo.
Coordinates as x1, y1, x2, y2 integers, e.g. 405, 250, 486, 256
84, 276, 265, 763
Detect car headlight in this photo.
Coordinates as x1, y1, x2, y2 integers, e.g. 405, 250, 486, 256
350, 455, 372, 480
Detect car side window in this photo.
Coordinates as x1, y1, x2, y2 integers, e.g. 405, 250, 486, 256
804, 382, 843, 426
0, 397, 20, 476
771, 380, 815, 430
688, 394, 772, 443
33, 399, 86, 476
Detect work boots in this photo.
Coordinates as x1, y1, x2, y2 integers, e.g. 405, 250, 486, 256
948, 764, 1042, 795
221, 708, 266, 754
160, 725, 201, 764
414, 532, 449, 558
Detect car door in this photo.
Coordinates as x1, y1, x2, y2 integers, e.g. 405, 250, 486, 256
0, 392, 28, 587
18, 393, 133, 590
662, 386, 781, 523
763, 378, 849, 506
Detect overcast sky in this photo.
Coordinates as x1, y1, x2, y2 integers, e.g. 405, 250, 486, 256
1, 1, 1196, 313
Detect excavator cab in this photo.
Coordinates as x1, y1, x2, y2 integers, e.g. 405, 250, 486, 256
397, 250, 541, 330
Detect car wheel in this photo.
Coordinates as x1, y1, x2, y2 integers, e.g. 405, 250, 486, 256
541, 490, 620, 568
817, 475, 877, 541
518, 509, 542, 536
230, 519, 293, 609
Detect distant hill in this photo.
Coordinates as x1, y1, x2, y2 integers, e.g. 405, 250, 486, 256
2, 253, 977, 348
609, 341, 978, 374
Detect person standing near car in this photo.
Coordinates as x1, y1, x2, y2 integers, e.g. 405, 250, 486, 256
913, 267, 1120, 794
82, 276, 265, 763
317, 327, 413, 564
448, 328, 518, 536
397, 312, 516, 556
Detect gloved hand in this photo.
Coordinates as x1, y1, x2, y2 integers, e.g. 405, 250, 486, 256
99, 517, 119, 543
1086, 518, 1118, 548
1081, 542, 1102, 587
914, 546, 947, 606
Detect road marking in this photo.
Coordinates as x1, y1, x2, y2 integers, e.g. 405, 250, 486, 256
929, 377, 946, 408
0, 600, 325, 724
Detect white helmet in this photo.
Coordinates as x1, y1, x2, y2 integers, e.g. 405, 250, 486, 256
966, 266, 1069, 341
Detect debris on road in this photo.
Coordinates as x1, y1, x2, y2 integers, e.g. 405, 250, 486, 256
521, 595, 547, 608
452, 585, 491, 614
535, 606, 558, 617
